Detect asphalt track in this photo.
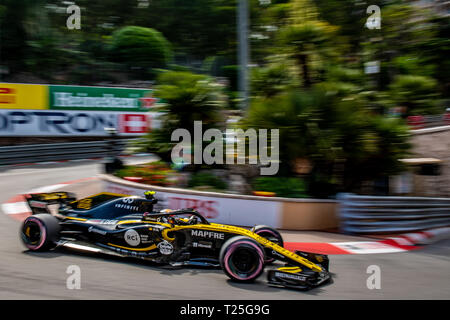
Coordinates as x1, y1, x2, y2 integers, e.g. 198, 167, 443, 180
0, 161, 449, 299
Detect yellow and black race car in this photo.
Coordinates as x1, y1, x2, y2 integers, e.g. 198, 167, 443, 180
21, 191, 331, 290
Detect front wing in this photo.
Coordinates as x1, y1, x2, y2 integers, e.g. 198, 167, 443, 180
267, 251, 331, 290
267, 267, 331, 290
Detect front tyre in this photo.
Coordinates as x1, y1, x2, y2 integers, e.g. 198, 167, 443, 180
21, 214, 60, 251
252, 225, 284, 264
219, 236, 265, 282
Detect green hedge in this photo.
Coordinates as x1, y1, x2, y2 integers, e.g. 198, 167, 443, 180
251, 176, 307, 198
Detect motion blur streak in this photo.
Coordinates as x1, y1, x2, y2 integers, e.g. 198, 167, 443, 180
0, 162, 449, 299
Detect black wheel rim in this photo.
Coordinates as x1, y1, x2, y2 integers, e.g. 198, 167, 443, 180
22, 221, 42, 245
229, 247, 259, 276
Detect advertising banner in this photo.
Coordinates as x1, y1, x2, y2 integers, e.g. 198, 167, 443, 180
0, 83, 48, 110
0, 109, 160, 137
0, 83, 159, 112
49, 85, 158, 112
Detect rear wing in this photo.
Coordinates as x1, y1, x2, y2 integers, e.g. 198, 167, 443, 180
25, 192, 131, 215
69, 192, 129, 211
25, 192, 77, 215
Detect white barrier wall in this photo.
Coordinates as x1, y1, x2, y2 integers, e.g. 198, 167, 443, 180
101, 174, 340, 230
104, 180, 283, 228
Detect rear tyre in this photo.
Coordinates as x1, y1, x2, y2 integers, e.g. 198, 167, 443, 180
21, 214, 60, 251
252, 225, 284, 264
219, 236, 265, 282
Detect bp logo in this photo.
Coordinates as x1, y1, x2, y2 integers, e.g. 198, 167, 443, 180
124, 229, 140, 246
157, 240, 174, 255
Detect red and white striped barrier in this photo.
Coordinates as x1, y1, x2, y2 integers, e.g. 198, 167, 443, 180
407, 115, 425, 130
285, 228, 450, 254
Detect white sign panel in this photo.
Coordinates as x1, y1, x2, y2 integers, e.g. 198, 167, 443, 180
0, 109, 161, 136
104, 181, 282, 228
364, 61, 380, 74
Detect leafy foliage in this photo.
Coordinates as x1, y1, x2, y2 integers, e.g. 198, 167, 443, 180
115, 161, 176, 186
155, 71, 226, 129
389, 75, 440, 115
188, 172, 228, 190
138, 71, 227, 162
251, 62, 295, 98
279, 21, 338, 87
251, 176, 306, 198
110, 26, 172, 77
1, 0, 447, 198
243, 85, 411, 196
240, 0, 417, 197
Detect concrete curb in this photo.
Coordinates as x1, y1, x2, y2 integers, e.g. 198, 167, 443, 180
417, 227, 450, 245
285, 228, 450, 255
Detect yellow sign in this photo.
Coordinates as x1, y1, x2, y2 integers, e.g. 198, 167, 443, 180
0, 83, 48, 109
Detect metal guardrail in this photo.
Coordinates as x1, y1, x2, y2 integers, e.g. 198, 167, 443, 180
338, 193, 450, 234
0, 139, 135, 165
408, 113, 450, 129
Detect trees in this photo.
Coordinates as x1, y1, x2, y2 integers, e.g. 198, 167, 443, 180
110, 26, 172, 78
279, 21, 337, 87
242, 85, 411, 196
1, 0, 443, 198
250, 62, 295, 98
241, 0, 412, 197
270, 0, 339, 88
1, 1, 239, 82
154, 71, 226, 130
138, 71, 227, 162
0, 0, 45, 75
389, 75, 440, 116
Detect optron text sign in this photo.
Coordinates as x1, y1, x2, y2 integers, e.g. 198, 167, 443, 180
0, 109, 156, 136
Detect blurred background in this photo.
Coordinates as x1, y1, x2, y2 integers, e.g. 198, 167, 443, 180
0, 0, 449, 199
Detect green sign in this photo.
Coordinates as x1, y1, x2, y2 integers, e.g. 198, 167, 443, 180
49, 85, 158, 112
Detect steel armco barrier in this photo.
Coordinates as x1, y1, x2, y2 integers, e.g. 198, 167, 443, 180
408, 113, 450, 129
338, 193, 450, 234
0, 139, 135, 165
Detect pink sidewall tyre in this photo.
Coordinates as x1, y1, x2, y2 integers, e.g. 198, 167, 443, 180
21, 214, 60, 251
219, 236, 265, 282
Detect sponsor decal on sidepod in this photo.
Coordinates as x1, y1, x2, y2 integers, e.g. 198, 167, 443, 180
124, 229, 141, 246
191, 230, 224, 240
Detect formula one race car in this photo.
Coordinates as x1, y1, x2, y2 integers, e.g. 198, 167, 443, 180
20, 191, 331, 290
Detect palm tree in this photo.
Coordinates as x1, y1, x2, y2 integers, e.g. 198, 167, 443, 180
280, 21, 336, 87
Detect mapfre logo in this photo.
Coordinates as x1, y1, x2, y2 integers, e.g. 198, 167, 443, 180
119, 114, 149, 134
191, 230, 224, 240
